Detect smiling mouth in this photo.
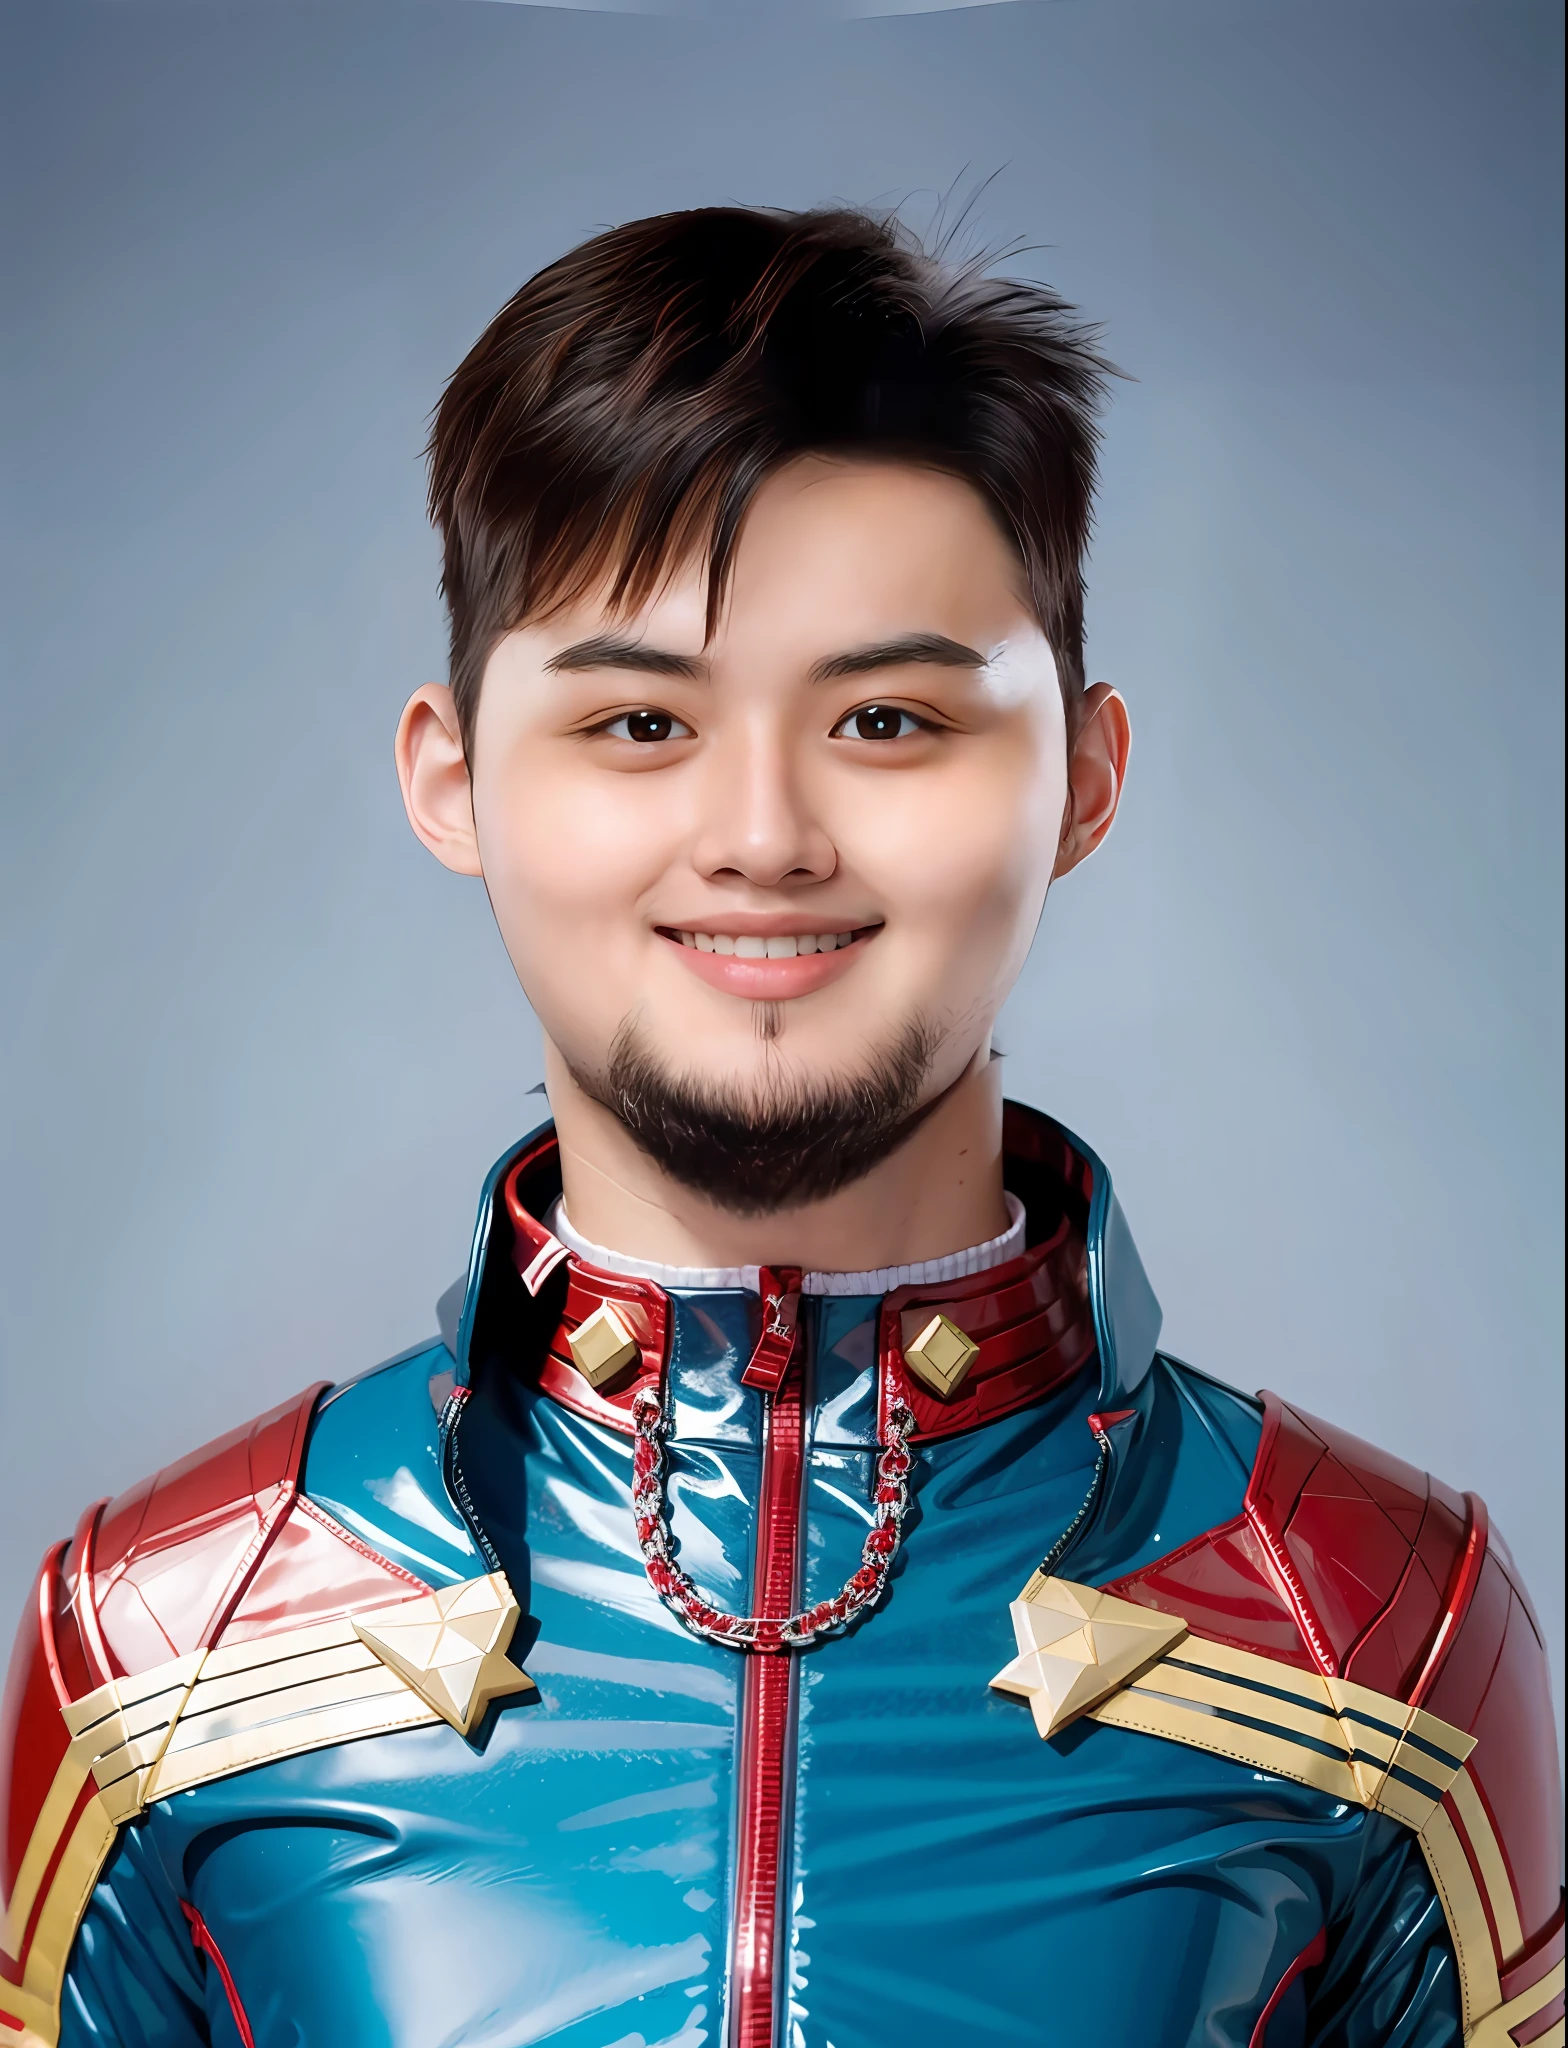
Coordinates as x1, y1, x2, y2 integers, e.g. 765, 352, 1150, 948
656, 926, 882, 958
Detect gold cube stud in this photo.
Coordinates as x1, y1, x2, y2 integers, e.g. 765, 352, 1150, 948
567, 1303, 641, 1389
903, 1313, 980, 1398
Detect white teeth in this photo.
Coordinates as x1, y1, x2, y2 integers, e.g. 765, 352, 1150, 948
678, 929, 861, 954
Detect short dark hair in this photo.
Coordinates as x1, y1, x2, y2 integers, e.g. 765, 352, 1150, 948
429, 205, 1112, 753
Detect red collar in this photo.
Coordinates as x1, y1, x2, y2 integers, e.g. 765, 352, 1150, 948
502, 1130, 1096, 1444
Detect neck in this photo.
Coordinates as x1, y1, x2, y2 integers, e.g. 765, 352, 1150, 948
541, 1040, 1009, 1274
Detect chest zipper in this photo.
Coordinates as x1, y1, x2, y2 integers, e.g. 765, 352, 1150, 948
628, 1284, 917, 2048
729, 1357, 807, 2048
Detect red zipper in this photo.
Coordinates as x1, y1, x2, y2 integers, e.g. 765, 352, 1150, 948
728, 1332, 806, 2048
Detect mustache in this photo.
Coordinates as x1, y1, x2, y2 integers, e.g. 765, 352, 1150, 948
568, 1012, 947, 1216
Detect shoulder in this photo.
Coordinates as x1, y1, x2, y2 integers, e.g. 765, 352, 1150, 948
0, 1348, 496, 2039
1111, 1389, 1493, 1697
1143, 1352, 1266, 1479
301, 1343, 485, 1587
61, 1378, 336, 1682
1110, 1387, 1563, 2006
12, 1340, 478, 1704
0, 1380, 333, 2031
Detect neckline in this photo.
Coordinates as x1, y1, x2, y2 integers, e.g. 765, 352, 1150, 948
471, 1103, 1165, 1432
543, 1192, 1028, 1297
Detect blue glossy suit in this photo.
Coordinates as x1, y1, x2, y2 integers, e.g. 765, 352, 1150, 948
3, 1107, 1559, 2048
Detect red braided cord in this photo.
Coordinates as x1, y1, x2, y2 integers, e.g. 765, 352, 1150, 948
629, 1386, 916, 1651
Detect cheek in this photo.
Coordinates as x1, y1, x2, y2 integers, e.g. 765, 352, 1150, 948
841, 746, 1064, 958
470, 749, 675, 964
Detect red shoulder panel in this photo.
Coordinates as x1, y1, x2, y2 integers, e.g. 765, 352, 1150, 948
1421, 1528, 1563, 1972
3, 1383, 437, 2034
1109, 1391, 1563, 1973
1107, 1393, 1472, 1685
80, 1386, 326, 1673
52, 1381, 430, 1683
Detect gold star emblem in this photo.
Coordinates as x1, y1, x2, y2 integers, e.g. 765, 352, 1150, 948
354, 1573, 536, 1736
989, 1574, 1187, 1737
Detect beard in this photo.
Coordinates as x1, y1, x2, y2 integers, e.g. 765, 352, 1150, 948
567, 1011, 947, 1216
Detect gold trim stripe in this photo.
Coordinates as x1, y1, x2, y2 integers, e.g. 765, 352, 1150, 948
66, 1618, 442, 1822
17, 1801, 119, 2015
63, 1655, 205, 1826
1, 1750, 90, 1959
1419, 1795, 1503, 2030
162, 1653, 406, 1754
1464, 1957, 1565, 2048
3, 1574, 529, 2048
1087, 1634, 1474, 1831
1446, 1767, 1525, 1963
1081, 1630, 1545, 2048
0, 1788, 118, 2048
3, 1623, 436, 2048
154, 1669, 437, 1800
1420, 1775, 1555, 2047
62, 1570, 540, 1821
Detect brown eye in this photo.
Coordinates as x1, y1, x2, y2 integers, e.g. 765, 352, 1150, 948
833, 704, 923, 741
602, 709, 693, 742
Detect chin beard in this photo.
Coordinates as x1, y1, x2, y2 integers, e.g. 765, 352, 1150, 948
568, 1013, 947, 1216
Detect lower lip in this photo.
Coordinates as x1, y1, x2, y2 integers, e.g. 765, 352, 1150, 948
659, 930, 877, 998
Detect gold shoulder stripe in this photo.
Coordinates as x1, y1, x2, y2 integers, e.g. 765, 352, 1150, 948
1462, 1952, 1564, 2048
1418, 1782, 1561, 2046
61, 1651, 206, 1826
991, 1575, 1542, 2047
1088, 1639, 1540, 2045
1084, 1632, 1473, 1830
1419, 1794, 1502, 2030
989, 1579, 1475, 1825
0, 1782, 118, 2048
3, 1743, 94, 1960
67, 1573, 533, 1821
0, 1574, 531, 2048
150, 1641, 438, 1804
1445, 1766, 1524, 1961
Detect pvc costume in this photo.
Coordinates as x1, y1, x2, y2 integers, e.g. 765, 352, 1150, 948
2, 1104, 1561, 2048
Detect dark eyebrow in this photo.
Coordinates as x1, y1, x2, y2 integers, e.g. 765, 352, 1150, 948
810, 633, 987, 683
544, 634, 707, 679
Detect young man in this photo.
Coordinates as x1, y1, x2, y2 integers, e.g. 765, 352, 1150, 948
1, 208, 1559, 2048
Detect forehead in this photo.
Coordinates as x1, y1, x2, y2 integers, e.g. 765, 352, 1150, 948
588, 456, 1035, 654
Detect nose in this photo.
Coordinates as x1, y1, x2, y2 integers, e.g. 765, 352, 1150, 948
689, 718, 837, 889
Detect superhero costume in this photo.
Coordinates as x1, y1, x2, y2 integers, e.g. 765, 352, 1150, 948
2, 1104, 1560, 2048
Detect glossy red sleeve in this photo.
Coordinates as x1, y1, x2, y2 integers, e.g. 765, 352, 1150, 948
1109, 1392, 1564, 2023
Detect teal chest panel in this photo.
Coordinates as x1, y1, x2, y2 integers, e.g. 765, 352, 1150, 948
58, 1331, 1456, 2048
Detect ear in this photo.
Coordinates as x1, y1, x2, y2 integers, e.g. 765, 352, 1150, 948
395, 684, 483, 877
1054, 683, 1130, 878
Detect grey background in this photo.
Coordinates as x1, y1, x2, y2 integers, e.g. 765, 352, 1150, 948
3, 0, 1562, 1743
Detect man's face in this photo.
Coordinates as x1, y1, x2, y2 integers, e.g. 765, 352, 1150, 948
461, 458, 1071, 1125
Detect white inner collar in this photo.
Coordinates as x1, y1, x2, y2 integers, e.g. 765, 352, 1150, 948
545, 1191, 1027, 1297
